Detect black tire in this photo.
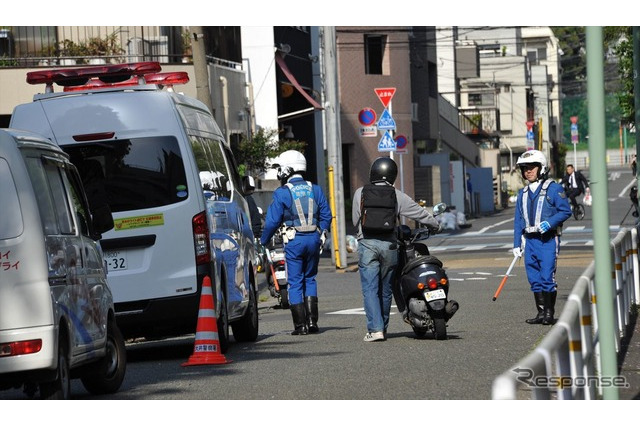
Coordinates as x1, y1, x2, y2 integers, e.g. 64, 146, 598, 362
81, 319, 127, 395
231, 284, 259, 342
575, 204, 585, 220
433, 317, 447, 340
217, 289, 230, 354
40, 336, 71, 399
279, 285, 289, 309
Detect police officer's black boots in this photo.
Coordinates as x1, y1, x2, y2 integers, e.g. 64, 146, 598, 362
525, 292, 545, 324
304, 296, 319, 333
290, 303, 308, 335
542, 291, 557, 325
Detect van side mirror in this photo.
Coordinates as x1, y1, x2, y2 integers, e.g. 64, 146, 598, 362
243, 175, 256, 195
91, 204, 114, 239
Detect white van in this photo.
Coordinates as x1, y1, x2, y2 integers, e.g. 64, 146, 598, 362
0, 128, 126, 399
10, 62, 258, 352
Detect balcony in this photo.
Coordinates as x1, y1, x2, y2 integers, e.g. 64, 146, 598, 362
0, 26, 189, 67
458, 107, 501, 148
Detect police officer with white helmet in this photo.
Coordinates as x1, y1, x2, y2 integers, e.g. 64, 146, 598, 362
513, 150, 572, 325
260, 150, 332, 335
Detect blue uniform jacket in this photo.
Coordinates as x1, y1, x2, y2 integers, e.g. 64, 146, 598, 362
513, 180, 571, 248
260, 176, 333, 246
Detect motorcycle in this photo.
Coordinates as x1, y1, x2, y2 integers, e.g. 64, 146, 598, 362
265, 228, 289, 309
394, 202, 459, 340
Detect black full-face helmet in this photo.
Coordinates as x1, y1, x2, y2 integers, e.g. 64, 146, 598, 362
369, 157, 398, 184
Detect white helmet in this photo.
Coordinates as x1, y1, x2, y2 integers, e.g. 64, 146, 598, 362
274, 150, 306, 181
516, 149, 548, 179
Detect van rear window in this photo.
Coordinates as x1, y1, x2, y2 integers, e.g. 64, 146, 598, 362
0, 158, 24, 239
63, 136, 188, 212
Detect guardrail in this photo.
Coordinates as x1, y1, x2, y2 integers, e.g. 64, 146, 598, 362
492, 227, 640, 399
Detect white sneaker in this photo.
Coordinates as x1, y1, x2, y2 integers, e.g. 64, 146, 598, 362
363, 331, 385, 342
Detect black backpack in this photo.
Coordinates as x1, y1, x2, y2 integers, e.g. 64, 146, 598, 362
360, 183, 398, 237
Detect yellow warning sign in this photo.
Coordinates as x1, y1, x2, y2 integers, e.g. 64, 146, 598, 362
114, 213, 164, 231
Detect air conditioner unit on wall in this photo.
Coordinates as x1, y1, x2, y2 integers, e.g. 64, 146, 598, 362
127, 36, 169, 63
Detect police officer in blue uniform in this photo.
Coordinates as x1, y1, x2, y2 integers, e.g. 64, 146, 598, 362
261, 150, 332, 335
513, 150, 572, 325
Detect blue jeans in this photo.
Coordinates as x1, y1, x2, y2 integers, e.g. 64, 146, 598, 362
357, 238, 398, 333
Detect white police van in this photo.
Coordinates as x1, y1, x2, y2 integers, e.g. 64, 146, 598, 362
10, 62, 258, 352
0, 128, 126, 398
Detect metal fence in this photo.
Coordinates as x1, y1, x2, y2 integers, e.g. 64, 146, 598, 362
0, 26, 189, 67
492, 227, 639, 399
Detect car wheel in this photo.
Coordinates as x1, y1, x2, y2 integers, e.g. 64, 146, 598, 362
231, 284, 259, 342
217, 289, 230, 354
81, 319, 127, 394
40, 336, 71, 399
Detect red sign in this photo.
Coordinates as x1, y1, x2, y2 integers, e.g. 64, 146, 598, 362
374, 87, 396, 109
358, 108, 377, 126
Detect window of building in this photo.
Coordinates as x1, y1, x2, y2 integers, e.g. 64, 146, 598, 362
364, 34, 387, 75
468, 92, 494, 107
527, 47, 547, 65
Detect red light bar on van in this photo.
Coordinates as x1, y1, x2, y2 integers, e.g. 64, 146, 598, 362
26, 62, 163, 93
73, 132, 115, 142
62, 72, 190, 93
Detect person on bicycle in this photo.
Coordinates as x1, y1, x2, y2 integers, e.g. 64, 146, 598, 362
513, 150, 572, 326
561, 164, 590, 210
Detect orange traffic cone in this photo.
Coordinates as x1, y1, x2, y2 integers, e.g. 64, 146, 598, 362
182, 275, 231, 366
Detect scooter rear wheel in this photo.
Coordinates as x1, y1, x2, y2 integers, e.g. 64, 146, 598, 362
433, 317, 447, 340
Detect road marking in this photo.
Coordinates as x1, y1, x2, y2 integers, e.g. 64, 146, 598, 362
619, 178, 636, 198
328, 307, 398, 315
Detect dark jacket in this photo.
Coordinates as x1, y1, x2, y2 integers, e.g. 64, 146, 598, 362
561, 170, 589, 192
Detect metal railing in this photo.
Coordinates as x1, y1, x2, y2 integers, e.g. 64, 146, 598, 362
0, 26, 189, 67
492, 227, 639, 399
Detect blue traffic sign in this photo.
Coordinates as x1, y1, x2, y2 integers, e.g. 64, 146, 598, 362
377, 109, 396, 131
358, 108, 377, 126
378, 131, 396, 152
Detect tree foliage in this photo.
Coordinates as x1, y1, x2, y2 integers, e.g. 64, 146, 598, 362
233, 127, 307, 177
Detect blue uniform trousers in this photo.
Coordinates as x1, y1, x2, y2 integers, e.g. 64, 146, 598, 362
284, 232, 321, 305
524, 233, 559, 293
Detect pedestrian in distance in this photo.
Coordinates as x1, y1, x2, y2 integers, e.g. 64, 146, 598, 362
561, 164, 590, 209
260, 150, 332, 335
513, 150, 572, 325
352, 156, 441, 342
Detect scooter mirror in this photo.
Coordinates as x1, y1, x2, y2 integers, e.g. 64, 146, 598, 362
433, 202, 447, 216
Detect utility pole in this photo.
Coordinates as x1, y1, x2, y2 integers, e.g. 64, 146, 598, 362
190, 26, 213, 114
322, 26, 347, 269
586, 26, 619, 400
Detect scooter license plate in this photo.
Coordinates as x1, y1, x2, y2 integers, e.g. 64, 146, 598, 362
275, 270, 287, 280
424, 289, 446, 302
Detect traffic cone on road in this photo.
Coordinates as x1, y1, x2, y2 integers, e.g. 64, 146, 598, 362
182, 275, 231, 366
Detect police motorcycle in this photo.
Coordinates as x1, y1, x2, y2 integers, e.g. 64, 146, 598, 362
265, 225, 289, 309
393, 202, 459, 340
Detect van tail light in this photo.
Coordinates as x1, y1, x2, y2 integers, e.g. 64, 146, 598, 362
192, 211, 211, 266
0, 339, 42, 357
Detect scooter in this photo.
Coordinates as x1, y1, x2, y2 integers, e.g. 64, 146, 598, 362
265, 228, 289, 309
393, 202, 459, 340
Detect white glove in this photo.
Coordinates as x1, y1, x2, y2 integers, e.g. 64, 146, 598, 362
320, 230, 328, 247
512, 247, 522, 258
538, 221, 551, 234
319, 230, 328, 254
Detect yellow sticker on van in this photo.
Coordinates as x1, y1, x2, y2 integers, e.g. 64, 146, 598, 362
114, 214, 164, 230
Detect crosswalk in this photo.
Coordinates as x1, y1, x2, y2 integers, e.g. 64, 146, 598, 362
429, 225, 621, 253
